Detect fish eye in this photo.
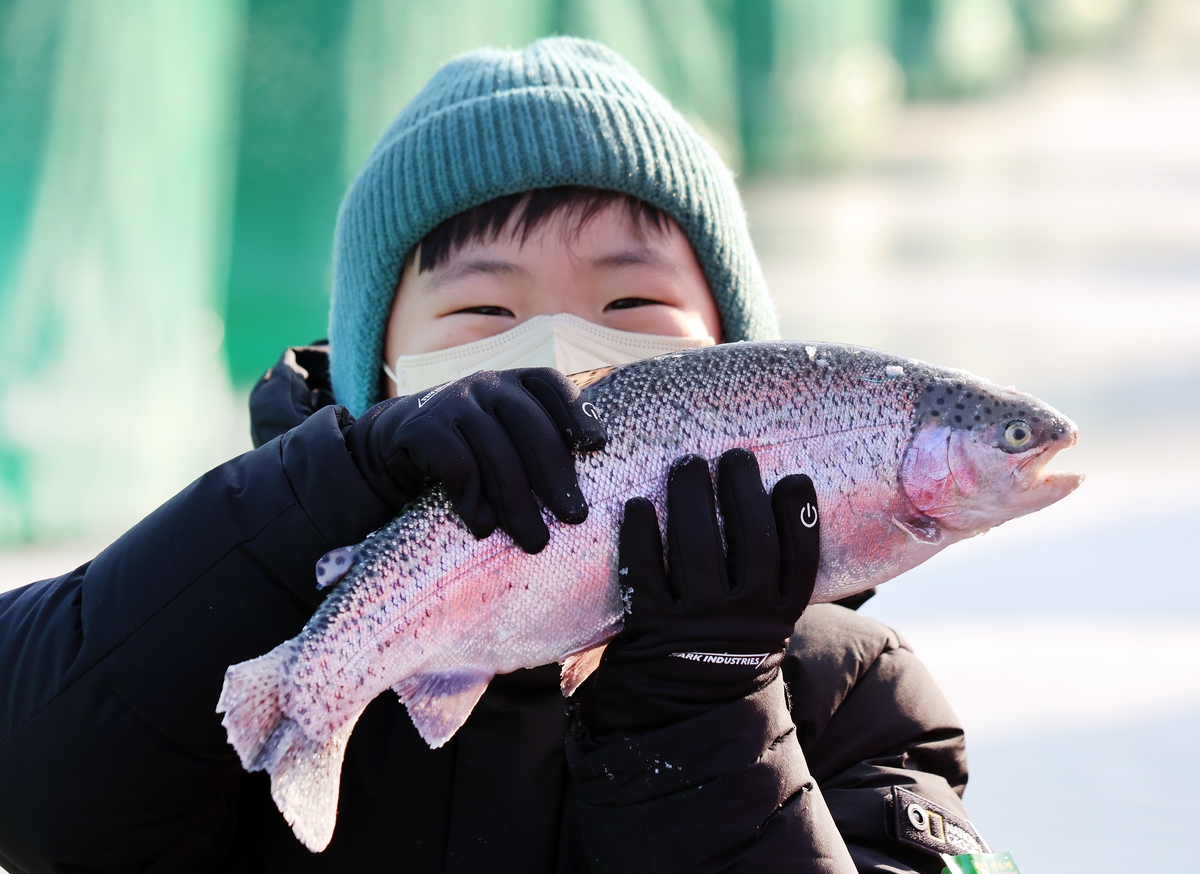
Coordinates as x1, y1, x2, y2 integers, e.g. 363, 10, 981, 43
1003, 420, 1033, 450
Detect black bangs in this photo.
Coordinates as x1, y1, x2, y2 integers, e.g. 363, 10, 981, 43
406, 186, 669, 274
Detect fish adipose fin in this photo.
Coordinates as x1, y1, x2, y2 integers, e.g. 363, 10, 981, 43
560, 642, 608, 696
392, 668, 494, 748
892, 515, 944, 545
315, 544, 360, 589
217, 644, 361, 852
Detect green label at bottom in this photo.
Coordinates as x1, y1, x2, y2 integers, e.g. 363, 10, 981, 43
940, 851, 1021, 874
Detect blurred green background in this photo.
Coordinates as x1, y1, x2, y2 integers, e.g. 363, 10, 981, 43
0, 0, 1143, 544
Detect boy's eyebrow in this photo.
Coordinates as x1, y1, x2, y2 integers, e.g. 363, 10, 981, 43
590, 247, 674, 271
426, 259, 528, 290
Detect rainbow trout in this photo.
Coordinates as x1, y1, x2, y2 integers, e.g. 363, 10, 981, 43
218, 341, 1083, 850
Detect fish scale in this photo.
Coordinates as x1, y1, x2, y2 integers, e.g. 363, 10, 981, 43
217, 340, 1083, 852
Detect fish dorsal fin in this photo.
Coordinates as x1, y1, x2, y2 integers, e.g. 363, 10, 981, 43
892, 515, 944, 545
559, 643, 608, 697
392, 669, 494, 748
567, 366, 615, 390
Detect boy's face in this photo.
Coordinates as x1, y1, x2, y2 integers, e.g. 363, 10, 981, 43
383, 203, 721, 392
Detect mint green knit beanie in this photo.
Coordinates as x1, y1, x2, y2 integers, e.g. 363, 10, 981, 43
330, 36, 779, 416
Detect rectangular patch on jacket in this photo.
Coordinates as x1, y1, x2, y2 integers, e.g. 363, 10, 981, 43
888, 786, 991, 857
940, 850, 1021, 873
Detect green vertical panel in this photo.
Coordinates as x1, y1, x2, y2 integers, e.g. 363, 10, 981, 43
562, 0, 741, 168
561, 0, 667, 90
891, 0, 939, 96
0, 1, 62, 300
645, 0, 742, 169
340, 0, 554, 186
222, 0, 352, 385
0, 0, 244, 544
731, 0, 777, 173
0, 0, 64, 538
892, 0, 1023, 97
934, 0, 1023, 95
735, 0, 904, 172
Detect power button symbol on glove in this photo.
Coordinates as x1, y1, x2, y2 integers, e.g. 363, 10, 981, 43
581, 402, 600, 421
799, 503, 818, 528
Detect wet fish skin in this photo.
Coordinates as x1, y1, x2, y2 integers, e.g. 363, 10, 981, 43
217, 341, 1082, 851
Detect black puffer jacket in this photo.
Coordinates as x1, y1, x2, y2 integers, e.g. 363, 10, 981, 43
0, 360, 984, 874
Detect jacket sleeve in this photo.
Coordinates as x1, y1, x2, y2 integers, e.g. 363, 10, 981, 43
0, 406, 393, 874
565, 675, 858, 873
564, 603, 981, 874
784, 604, 978, 874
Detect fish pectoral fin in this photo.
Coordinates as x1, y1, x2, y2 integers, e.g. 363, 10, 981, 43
892, 515, 944, 545
393, 668, 494, 749
559, 643, 609, 697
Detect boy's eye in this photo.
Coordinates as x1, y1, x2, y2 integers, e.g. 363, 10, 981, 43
449, 305, 515, 316
605, 298, 660, 311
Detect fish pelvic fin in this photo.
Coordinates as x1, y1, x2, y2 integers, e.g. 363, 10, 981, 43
892, 515, 944, 545
392, 668, 494, 749
560, 643, 609, 697
217, 643, 357, 852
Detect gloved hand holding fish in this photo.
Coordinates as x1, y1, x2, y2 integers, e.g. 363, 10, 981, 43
575, 449, 822, 736
217, 340, 1083, 851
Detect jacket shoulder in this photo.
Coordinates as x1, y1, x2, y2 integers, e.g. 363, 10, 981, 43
784, 603, 908, 750
785, 605, 974, 873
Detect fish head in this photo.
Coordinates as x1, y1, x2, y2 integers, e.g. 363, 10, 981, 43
899, 374, 1084, 542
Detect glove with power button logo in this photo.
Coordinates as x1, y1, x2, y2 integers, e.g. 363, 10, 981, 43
576, 448, 820, 735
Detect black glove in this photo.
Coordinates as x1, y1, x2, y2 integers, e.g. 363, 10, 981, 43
344, 368, 607, 554
249, 344, 336, 448
577, 448, 819, 735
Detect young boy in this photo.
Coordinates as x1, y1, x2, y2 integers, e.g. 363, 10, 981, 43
0, 38, 982, 873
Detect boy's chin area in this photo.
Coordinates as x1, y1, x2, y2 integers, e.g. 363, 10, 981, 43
381, 202, 722, 364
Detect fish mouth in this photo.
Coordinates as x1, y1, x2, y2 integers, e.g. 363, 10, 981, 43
1012, 423, 1085, 499
951, 417, 1085, 527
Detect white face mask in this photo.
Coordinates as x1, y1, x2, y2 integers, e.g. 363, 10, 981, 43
383, 313, 714, 397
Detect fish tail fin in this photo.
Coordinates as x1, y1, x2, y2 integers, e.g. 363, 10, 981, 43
217, 645, 358, 852
261, 710, 361, 852
217, 644, 291, 769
